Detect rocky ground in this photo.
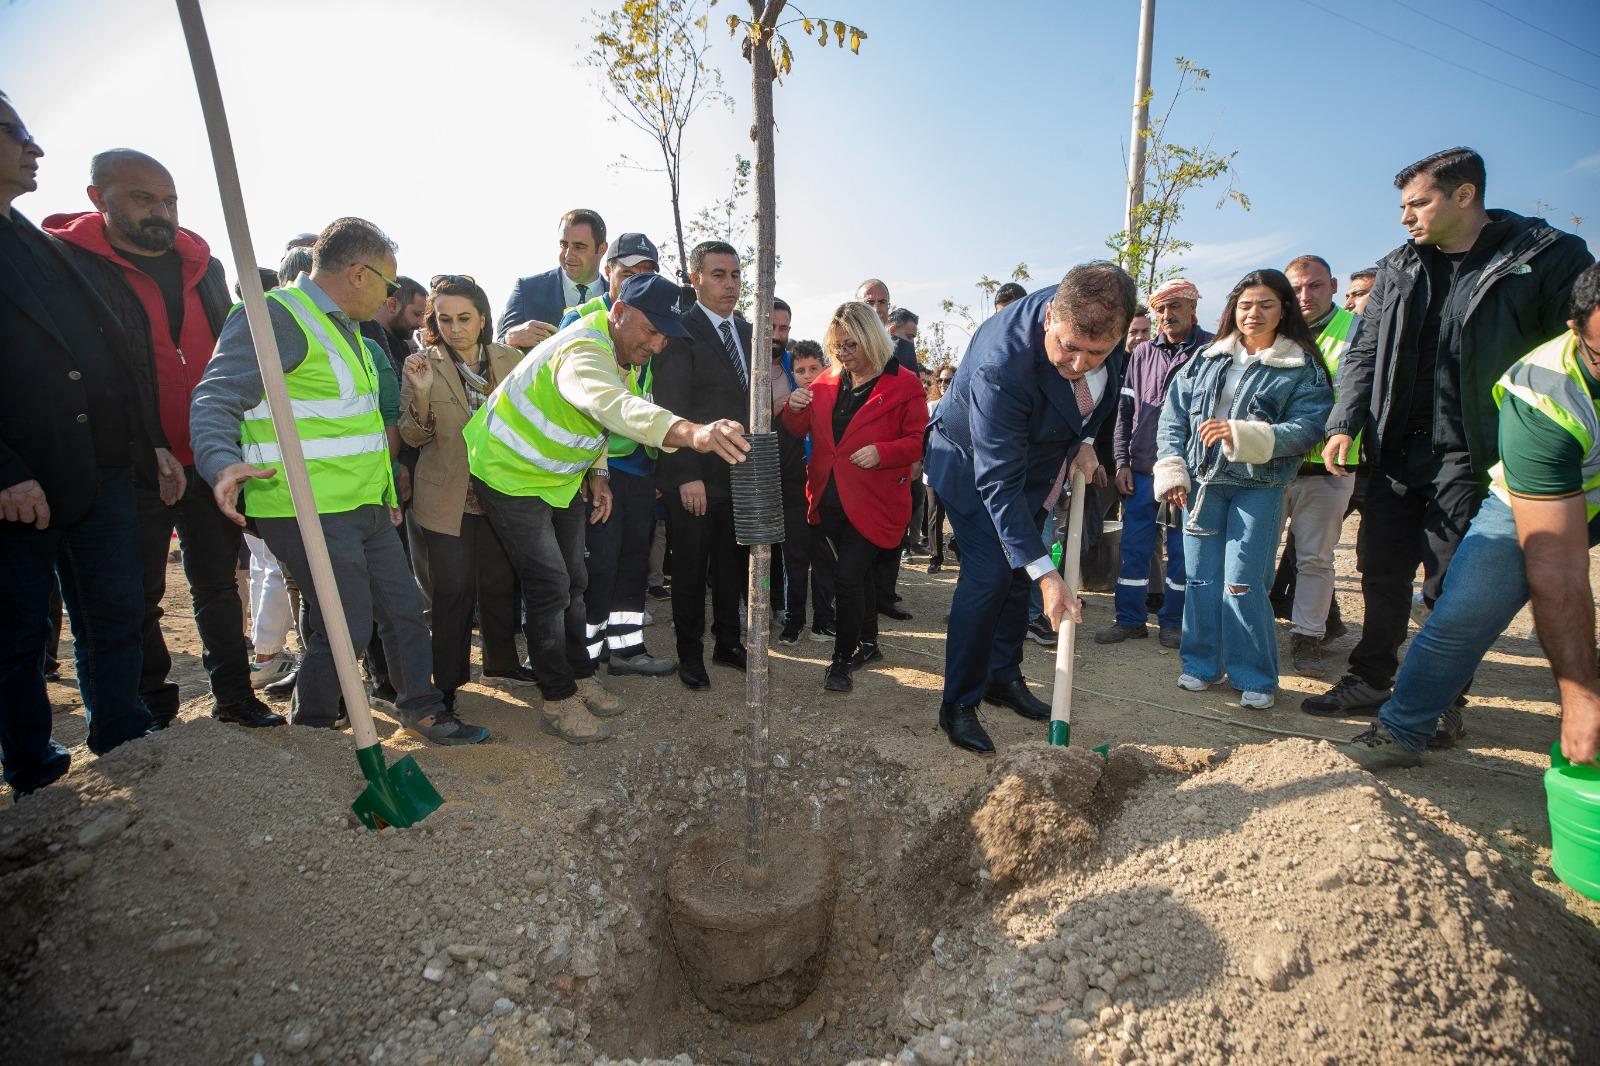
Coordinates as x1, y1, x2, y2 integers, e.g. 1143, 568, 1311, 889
3, 515, 1597, 1065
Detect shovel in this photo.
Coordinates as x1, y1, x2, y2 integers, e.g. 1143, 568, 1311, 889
177, 0, 440, 829
1049, 470, 1089, 746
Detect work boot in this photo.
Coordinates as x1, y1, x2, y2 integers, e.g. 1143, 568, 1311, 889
539, 696, 612, 745
1290, 633, 1325, 677
608, 650, 677, 677
1301, 674, 1390, 718
575, 676, 624, 718
1338, 724, 1422, 771
1427, 704, 1466, 750
939, 701, 994, 755
1158, 627, 1181, 650
1095, 623, 1147, 645
411, 708, 490, 746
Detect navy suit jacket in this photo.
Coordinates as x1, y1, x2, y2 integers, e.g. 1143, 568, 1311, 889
496, 267, 577, 345
925, 285, 1126, 570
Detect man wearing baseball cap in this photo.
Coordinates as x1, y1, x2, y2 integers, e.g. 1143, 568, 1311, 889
557, 231, 660, 327
464, 272, 749, 744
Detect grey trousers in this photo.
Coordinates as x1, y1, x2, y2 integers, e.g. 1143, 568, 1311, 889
255, 505, 444, 727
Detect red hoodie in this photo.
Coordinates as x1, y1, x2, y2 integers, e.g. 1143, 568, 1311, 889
44, 211, 218, 466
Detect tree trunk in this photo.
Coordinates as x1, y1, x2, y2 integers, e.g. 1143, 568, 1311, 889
742, 0, 785, 890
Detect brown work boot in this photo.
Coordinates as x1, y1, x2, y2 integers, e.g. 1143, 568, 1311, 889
539, 696, 612, 745
575, 675, 624, 718
1290, 633, 1325, 677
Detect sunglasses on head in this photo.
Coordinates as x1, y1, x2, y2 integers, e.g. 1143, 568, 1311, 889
431, 274, 476, 289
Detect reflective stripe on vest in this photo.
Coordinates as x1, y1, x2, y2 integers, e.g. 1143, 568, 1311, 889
239, 286, 393, 517
566, 296, 657, 461
1489, 331, 1600, 520
1305, 306, 1361, 467
464, 311, 615, 504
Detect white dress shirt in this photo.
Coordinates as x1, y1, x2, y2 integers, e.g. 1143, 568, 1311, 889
696, 302, 747, 363
562, 271, 604, 313
1024, 364, 1109, 581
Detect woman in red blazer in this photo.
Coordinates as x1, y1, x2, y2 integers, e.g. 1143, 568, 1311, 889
782, 301, 927, 692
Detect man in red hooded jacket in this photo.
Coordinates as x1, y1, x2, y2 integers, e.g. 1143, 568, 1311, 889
46, 149, 282, 729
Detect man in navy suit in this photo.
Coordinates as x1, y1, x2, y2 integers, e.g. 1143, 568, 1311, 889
498, 208, 609, 350
925, 261, 1137, 755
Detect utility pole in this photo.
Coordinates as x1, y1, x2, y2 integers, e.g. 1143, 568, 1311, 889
1124, 0, 1156, 237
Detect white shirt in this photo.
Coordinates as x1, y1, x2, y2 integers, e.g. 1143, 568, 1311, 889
1214, 348, 1258, 416
696, 302, 746, 363
562, 271, 604, 313
1023, 364, 1110, 580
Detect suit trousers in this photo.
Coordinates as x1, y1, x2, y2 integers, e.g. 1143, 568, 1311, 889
136, 467, 254, 722
941, 503, 1033, 707
665, 493, 747, 662
415, 514, 521, 698
925, 486, 948, 566
584, 470, 657, 662
1, 469, 153, 794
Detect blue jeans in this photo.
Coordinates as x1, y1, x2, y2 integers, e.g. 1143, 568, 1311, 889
1180, 481, 1285, 694
0, 469, 153, 794
1378, 494, 1600, 752
1115, 472, 1185, 628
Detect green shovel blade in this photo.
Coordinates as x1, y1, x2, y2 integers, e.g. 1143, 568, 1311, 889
352, 744, 442, 830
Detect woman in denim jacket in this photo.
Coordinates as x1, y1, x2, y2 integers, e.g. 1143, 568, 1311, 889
1152, 269, 1333, 708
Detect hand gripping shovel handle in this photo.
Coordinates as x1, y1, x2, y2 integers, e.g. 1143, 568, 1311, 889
176, 0, 430, 827
1049, 469, 1088, 746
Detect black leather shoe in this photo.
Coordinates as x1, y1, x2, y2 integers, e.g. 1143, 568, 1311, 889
879, 605, 913, 621
678, 661, 710, 689
216, 700, 287, 728
939, 701, 995, 755
984, 679, 1050, 721
712, 645, 748, 672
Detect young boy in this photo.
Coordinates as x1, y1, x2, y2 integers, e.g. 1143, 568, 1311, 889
777, 342, 834, 644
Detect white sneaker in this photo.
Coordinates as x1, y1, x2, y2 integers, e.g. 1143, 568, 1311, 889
1177, 673, 1216, 692
1240, 690, 1276, 709
250, 651, 295, 690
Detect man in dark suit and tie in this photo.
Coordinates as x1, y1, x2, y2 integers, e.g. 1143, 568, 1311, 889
498, 208, 609, 351
924, 261, 1138, 755
0, 93, 176, 795
652, 240, 752, 688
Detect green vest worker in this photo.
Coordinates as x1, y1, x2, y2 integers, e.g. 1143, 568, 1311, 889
190, 217, 489, 746
1339, 262, 1600, 771
461, 271, 749, 744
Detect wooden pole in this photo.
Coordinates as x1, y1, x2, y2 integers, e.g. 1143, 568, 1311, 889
1049, 470, 1088, 746
175, 0, 381, 751
741, 0, 787, 889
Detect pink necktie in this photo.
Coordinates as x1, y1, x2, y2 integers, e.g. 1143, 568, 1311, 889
1074, 375, 1095, 418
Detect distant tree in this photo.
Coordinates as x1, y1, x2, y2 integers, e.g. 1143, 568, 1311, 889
916, 319, 958, 370
588, 0, 730, 279
941, 262, 1031, 334
1106, 58, 1249, 294
682, 153, 782, 313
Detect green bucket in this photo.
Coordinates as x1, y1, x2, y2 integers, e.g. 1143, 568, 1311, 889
1546, 741, 1600, 901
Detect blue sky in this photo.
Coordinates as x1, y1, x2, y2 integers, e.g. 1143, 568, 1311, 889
3, 0, 1596, 361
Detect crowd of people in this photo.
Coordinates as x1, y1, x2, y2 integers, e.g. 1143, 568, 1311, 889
3, 80, 1599, 797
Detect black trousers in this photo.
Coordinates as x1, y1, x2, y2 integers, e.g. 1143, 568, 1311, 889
414, 514, 520, 697
925, 486, 948, 565
665, 492, 747, 662
817, 506, 882, 664
1348, 438, 1485, 689
780, 495, 814, 627
908, 480, 928, 548
585, 469, 657, 661
136, 467, 253, 722
872, 481, 912, 612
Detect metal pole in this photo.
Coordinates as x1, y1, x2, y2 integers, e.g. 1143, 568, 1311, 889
175, 0, 381, 750
1124, 0, 1156, 239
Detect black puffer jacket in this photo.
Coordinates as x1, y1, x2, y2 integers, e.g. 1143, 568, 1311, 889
1327, 210, 1593, 474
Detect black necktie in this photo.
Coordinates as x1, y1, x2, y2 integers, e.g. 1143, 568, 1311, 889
576, 282, 589, 304
719, 320, 748, 388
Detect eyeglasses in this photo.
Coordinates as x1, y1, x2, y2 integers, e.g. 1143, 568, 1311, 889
828, 339, 860, 357
431, 274, 476, 289
938, 376, 954, 384
363, 262, 400, 298
0, 121, 37, 148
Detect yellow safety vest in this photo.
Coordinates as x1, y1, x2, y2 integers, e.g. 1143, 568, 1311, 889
1305, 306, 1362, 467
239, 286, 393, 518
1489, 331, 1600, 520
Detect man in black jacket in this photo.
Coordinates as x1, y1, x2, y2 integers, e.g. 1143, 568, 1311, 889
0, 94, 177, 795
652, 240, 751, 689
1305, 147, 1593, 731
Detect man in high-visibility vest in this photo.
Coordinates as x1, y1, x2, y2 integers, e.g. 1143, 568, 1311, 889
1271, 254, 1363, 678
461, 271, 749, 745
1341, 262, 1600, 770
190, 217, 490, 746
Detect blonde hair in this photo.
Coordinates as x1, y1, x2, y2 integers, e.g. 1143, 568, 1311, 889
825, 301, 893, 374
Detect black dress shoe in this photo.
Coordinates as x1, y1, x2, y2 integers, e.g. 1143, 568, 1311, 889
939, 701, 995, 755
215, 701, 287, 728
711, 645, 748, 671
984, 679, 1050, 721
879, 606, 913, 621
678, 662, 710, 689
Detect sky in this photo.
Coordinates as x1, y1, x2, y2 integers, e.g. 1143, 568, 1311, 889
3, 0, 1598, 363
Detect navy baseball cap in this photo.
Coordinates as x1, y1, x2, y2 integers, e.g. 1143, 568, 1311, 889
606, 232, 659, 267
618, 273, 691, 338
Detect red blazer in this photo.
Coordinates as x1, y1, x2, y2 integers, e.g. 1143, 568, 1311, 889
781, 361, 928, 548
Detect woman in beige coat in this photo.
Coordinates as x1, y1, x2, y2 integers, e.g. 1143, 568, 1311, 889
399, 276, 529, 711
